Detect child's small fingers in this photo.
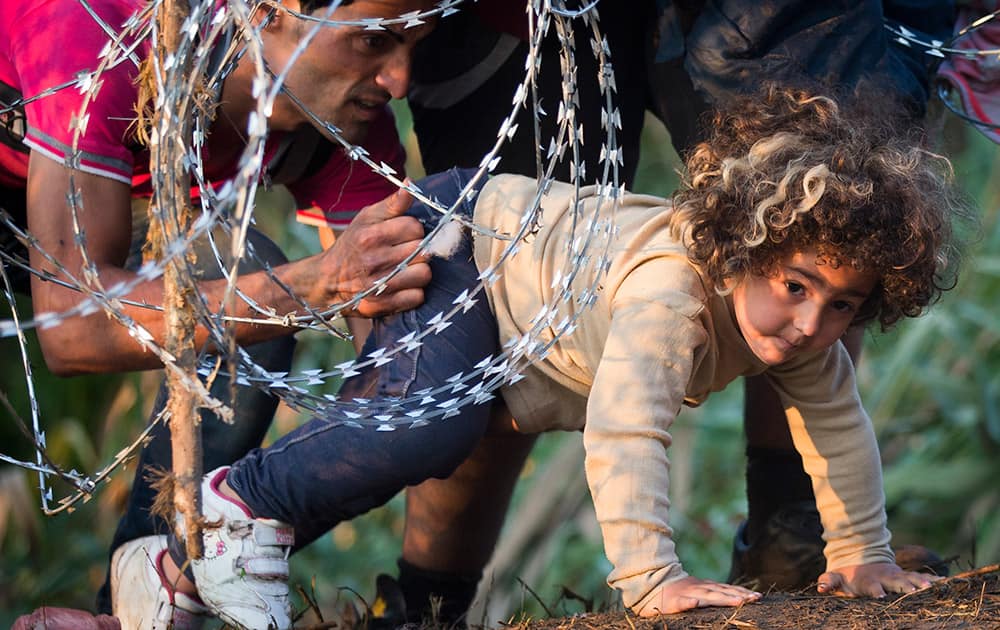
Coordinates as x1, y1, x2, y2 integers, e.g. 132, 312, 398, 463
890, 572, 938, 594
817, 571, 845, 595
921, 574, 944, 587
642, 595, 698, 616
912, 571, 943, 585
718, 584, 762, 600
869, 583, 888, 599
647, 580, 761, 616
689, 585, 760, 607
669, 595, 702, 614
659, 592, 747, 614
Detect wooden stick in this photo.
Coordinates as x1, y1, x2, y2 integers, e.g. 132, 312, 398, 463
153, 0, 203, 561
949, 563, 1000, 581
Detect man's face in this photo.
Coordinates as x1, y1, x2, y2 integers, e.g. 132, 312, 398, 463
732, 249, 876, 366
268, 0, 435, 142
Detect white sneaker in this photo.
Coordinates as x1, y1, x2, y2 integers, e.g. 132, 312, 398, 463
111, 534, 210, 630
186, 466, 294, 630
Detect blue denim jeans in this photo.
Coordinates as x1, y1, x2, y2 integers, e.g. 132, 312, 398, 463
96, 224, 296, 614
226, 168, 499, 548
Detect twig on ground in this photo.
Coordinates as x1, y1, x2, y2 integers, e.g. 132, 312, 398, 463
295, 581, 325, 624
974, 580, 986, 620
518, 578, 555, 619
724, 599, 758, 628
949, 563, 1000, 581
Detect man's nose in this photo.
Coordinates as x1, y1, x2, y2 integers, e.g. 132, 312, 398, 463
375, 50, 411, 99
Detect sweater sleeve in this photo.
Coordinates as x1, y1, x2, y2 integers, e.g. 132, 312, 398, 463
582, 262, 709, 611
766, 345, 894, 571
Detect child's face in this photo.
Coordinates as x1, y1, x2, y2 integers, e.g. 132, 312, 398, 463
732, 249, 877, 365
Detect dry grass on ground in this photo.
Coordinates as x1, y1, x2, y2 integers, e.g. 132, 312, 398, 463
515, 566, 1000, 630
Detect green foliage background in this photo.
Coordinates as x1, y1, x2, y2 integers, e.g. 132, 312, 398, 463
1, 105, 998, 625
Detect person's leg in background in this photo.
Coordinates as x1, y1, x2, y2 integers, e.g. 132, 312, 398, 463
388, 3, 652, 624
390, 411, 537, 626
645, 0, 955, 590
95, 212, 297, 614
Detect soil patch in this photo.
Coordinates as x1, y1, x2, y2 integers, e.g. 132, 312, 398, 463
519, 567, 1000, 630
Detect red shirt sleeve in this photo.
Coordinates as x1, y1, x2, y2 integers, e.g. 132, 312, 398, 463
12, 0, 146, 185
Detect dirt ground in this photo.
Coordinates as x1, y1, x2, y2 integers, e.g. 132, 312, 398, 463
18, 566, 995, 629
519, 566, 1000, 630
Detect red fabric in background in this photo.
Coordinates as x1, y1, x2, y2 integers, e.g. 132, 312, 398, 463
11, 607, 121, 630
936, 3, 1000, 144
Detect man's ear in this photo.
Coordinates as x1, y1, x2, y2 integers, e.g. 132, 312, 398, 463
253, 0, 298, 30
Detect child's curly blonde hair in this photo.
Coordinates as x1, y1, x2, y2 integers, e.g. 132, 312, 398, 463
671, 84, 972, 329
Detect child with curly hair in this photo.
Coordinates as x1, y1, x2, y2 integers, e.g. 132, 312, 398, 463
134, 86, 970, 627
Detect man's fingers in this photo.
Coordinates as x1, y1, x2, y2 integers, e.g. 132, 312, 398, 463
364, 237, 434, 287
391, 236, 434, 265
351, 263, 431, 317
385, 185, 415, 218
355, 286, 426, 318
379, 261, 432, 295
363, 247, 432, 287
359, 185, 416, 223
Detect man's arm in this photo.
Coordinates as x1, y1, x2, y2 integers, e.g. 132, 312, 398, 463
26, 153, 430, 375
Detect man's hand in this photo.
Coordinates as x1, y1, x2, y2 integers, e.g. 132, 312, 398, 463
817, 562, 940, 599
636, 576, 762, 616
311, 185, 431, 318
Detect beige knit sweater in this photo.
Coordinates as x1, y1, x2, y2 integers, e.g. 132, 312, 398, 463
472, 175, 893, 611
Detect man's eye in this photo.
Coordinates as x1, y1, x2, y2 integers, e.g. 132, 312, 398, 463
359, 34, 388, 51
832, 300, 856, 313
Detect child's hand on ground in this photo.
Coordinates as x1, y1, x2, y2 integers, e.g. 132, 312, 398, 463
817, 562, 941, 599
636, 576, 762, 616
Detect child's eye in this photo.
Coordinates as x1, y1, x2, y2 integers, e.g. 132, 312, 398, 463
831, 300, 856, 313
784, 281, 805, 295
